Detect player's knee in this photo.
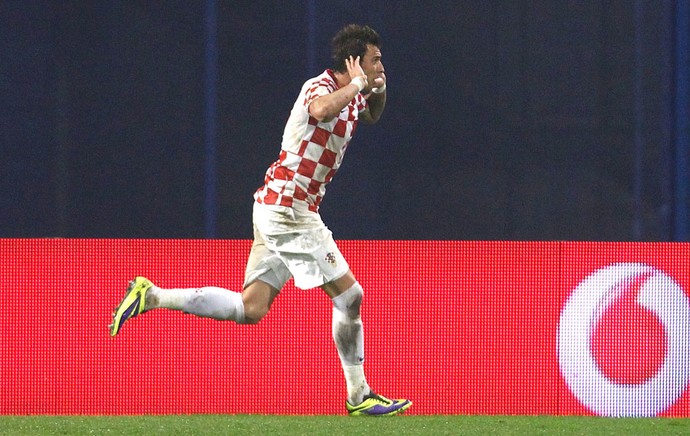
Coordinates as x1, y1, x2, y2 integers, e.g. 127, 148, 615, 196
241, 299, 270, 324
240, 280, 280, 324
333, 281, 363, 319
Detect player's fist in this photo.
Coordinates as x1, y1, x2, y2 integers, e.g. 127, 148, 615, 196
372, 76, 385, 88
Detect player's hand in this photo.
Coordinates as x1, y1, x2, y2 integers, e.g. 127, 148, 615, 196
346, 56, 368, 90
372, 72, 386, 90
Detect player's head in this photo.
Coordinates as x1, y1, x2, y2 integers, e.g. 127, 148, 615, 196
331, 24, 381, 73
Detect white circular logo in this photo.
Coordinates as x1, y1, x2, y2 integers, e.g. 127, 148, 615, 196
558, 262, 690, 416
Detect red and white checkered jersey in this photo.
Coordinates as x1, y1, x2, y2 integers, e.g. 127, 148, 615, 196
254, 69, 367, 213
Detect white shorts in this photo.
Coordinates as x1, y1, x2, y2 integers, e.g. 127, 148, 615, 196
243, 202, 350, 290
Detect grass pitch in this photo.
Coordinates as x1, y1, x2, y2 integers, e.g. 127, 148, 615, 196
1, 415, 689, 435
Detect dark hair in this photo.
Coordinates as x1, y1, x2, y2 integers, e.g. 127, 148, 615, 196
331, 24, 381, 72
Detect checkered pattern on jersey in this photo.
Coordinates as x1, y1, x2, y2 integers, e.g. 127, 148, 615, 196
256, 70, 367, 212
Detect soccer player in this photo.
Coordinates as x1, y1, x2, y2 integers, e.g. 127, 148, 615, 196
110, 24, 411, 416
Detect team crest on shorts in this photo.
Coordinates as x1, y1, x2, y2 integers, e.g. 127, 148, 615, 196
325, 252, 337, 265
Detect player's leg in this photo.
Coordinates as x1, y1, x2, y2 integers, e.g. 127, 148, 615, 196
149, 282, 246, 320
323, 271, 368, 400
148, 277, 279, 324
240, 227, 290, 323
110, 230, 288, 335
323, 271, 412, 416
109, 277, 248, 336
110, 276, 281, 335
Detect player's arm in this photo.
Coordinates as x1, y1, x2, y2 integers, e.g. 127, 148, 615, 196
359, 82, 386, 124
309, 56, 368, 122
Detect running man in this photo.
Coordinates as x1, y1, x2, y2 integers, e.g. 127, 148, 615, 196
110, 24, 411, 416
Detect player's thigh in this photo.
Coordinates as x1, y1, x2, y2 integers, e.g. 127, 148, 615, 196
242, 231, 290, 322
244, 229, 291, 291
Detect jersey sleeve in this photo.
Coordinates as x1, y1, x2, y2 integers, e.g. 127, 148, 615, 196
303, 76, 337, 108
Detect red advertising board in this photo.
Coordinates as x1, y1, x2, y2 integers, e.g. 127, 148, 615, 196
1, 239, 689, 416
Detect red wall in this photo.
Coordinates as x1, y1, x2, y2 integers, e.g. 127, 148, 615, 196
1, 239, 689, 416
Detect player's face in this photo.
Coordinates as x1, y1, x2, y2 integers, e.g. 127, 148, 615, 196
360, 44, 385, 90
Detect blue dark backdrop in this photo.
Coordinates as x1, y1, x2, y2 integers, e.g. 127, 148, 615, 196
2, 1, 688, 240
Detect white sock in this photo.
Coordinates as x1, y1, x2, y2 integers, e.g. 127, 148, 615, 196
343, 364, 369, 405
332, 282, 370, 404
148, 285, 245, 323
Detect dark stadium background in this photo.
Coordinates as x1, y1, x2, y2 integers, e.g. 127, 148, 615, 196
2, 1, 688, 241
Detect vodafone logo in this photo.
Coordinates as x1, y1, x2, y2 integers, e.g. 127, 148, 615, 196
558, 263, 690, 416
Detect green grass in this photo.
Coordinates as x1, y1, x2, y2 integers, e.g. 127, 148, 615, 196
1, 415, 689, 436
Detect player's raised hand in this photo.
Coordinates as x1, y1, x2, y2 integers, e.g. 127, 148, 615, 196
346, 56, 368, 91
